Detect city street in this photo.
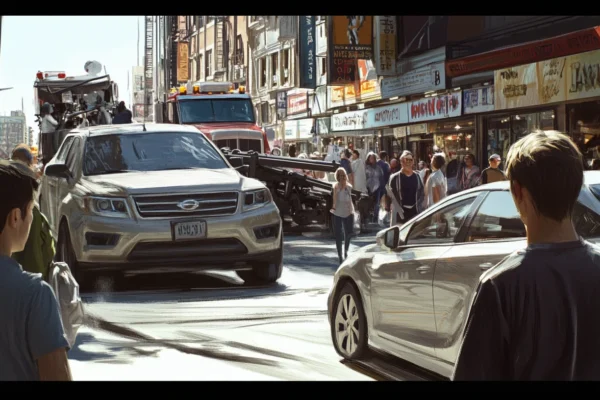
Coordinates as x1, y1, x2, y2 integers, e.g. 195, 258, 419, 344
69, 231, 443, 381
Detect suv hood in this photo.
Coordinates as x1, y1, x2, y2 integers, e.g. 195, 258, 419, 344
82, 168, 243, 196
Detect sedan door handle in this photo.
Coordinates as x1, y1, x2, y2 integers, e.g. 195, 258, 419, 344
479, 262, 493, 270
416, 266, 431, 274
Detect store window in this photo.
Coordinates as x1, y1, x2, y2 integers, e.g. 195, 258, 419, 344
568, 101, 600, 168
485, 109, 556, 164
432, 118, 477, 164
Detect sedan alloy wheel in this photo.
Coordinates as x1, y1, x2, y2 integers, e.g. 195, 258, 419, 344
332, 283, 368, 359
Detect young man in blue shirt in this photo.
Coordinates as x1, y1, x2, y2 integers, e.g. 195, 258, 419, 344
0, 160, 72, 381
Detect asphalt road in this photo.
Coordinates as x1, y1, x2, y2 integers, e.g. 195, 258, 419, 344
69, 230, 443, 381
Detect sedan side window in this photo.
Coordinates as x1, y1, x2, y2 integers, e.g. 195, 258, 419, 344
406, 198, 476, 245
465, 190, 526, 242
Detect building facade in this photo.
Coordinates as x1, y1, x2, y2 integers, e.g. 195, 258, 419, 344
0, 111, 27, 158
328, 15, 600, 172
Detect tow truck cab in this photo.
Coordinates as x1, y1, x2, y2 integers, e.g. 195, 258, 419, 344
162, 81, 270, 154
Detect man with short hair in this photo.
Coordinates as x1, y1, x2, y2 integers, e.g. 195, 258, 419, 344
10, 145, 56, 281
478, 153, 507, 185
0, 160, 72, 381
452, 131, 600, 381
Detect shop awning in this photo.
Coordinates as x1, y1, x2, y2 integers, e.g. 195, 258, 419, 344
446, 26, 600, 78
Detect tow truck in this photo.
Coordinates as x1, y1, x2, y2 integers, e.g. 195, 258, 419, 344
157, 81, 271, 154
34, 61, 119, 164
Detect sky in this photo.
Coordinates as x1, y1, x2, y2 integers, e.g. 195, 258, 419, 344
0, 16, 144, 144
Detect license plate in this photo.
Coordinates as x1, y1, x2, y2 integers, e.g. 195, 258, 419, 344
173, 221, 206, 240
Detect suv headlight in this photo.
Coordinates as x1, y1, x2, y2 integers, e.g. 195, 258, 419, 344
84, 196, 131, 218
243, 188, 272, 212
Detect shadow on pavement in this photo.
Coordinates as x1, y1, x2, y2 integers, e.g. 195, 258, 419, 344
69, 331, 160, 364
339, 348, 448, 381
82, 272, 291, 305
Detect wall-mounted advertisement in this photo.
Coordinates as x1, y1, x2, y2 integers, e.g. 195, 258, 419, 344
408, 92, 462, 123
287, 89, 310, 115
328, 60, 381, 109
463, 86, 495, 114
565, 49, 600, 101
380, 61, 446, 99
299, 16, 317, 89
276, 91, 287, 120
374, 16, 397, 76
177, 41, 189, 83
328, 16, 373, 85
331, 102, 409, 132
494, 62, 539, 110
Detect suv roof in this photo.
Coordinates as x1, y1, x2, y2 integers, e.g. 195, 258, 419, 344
72, 123, 200, 137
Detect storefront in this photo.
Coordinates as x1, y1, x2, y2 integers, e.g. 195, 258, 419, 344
283, 118, 315, 156
446, 28, 600, 167
564, 50, 600, 166
406, 91, 475, 166
330, 102, 410, 159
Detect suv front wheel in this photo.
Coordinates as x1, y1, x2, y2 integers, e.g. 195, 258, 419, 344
236, 234, 283, 285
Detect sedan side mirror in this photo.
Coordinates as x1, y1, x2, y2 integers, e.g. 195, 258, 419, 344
44, 163, 71, 179
377, 226, 400, 250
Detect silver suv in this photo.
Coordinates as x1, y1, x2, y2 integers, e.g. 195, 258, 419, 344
40, 123, 283, 286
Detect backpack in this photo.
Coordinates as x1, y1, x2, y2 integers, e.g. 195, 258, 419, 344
48, 261, 85, 348
11, 205, 55, 281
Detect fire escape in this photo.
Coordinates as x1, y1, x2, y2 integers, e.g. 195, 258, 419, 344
143, 15, 153, 118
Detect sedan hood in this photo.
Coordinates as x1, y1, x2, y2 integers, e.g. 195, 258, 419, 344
82, 168, 243, 196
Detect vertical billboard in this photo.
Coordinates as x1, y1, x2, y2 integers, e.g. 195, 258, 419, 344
374, 16, 397, 76
299, 16, 317, 89
328, 16, 374, 85
177, 41, 190, 83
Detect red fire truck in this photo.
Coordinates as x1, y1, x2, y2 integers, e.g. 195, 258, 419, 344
159, 81, 270, 154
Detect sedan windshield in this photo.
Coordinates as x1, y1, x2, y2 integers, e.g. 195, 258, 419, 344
179, 98, 255, 124
83, 132, 228, 175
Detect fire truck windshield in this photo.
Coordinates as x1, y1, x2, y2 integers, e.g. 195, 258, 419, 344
178, 98, 255, 124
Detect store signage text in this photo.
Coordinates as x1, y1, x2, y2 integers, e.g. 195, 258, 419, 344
408, 93, 462, 123
332, 111, 368, 131
381, 61, 446, 99
463, 86, 495, 114
374, 16, 397, 76
287, 90, 309, 115
446, 26, 600, 78
331, 103, 409, 132
569, 59, 600, 93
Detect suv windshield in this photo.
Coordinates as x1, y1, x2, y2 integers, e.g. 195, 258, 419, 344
83, 132, 228, 175
179, 98, 255, 124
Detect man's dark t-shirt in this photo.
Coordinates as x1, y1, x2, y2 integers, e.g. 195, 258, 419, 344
480, 167, 506, 184
453, 238, 600, 380
340, 158, 352, 175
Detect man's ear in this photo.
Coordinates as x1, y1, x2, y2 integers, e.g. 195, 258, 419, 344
5, 208, 20, 229
511, 180, 524, 204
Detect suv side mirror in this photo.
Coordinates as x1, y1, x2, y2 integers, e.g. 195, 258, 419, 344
45, 163, 71, 179
376, 226, 400, 250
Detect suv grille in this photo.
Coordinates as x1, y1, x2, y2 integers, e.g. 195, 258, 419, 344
133, 192, 238, 218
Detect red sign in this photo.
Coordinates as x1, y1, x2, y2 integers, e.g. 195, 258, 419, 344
446, 26, 600, 78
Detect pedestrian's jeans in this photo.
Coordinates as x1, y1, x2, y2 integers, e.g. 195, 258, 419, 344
333, 214, 354, 263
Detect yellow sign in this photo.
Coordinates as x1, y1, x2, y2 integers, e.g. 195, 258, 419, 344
177, 42, 190, 83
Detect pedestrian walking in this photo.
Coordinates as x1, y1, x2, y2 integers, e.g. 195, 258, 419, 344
330, 167, 355, 264
387, 150, 425, 226
456, 153, 481, 192
365, 152, 383, 221
453, 130, 600, 381
424, 154, 447, 209
478, 153, 507, 185
0, 160, 72, 381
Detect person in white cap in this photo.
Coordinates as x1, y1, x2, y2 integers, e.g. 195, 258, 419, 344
478, 153, 507, 185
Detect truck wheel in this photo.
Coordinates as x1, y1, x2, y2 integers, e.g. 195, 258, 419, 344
237, 235, 283, 285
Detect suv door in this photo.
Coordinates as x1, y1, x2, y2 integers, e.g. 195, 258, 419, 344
432, 189, 527, 365
56, 136, 83, 219
369, 193, 481, 356
44, 135, 75, 233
